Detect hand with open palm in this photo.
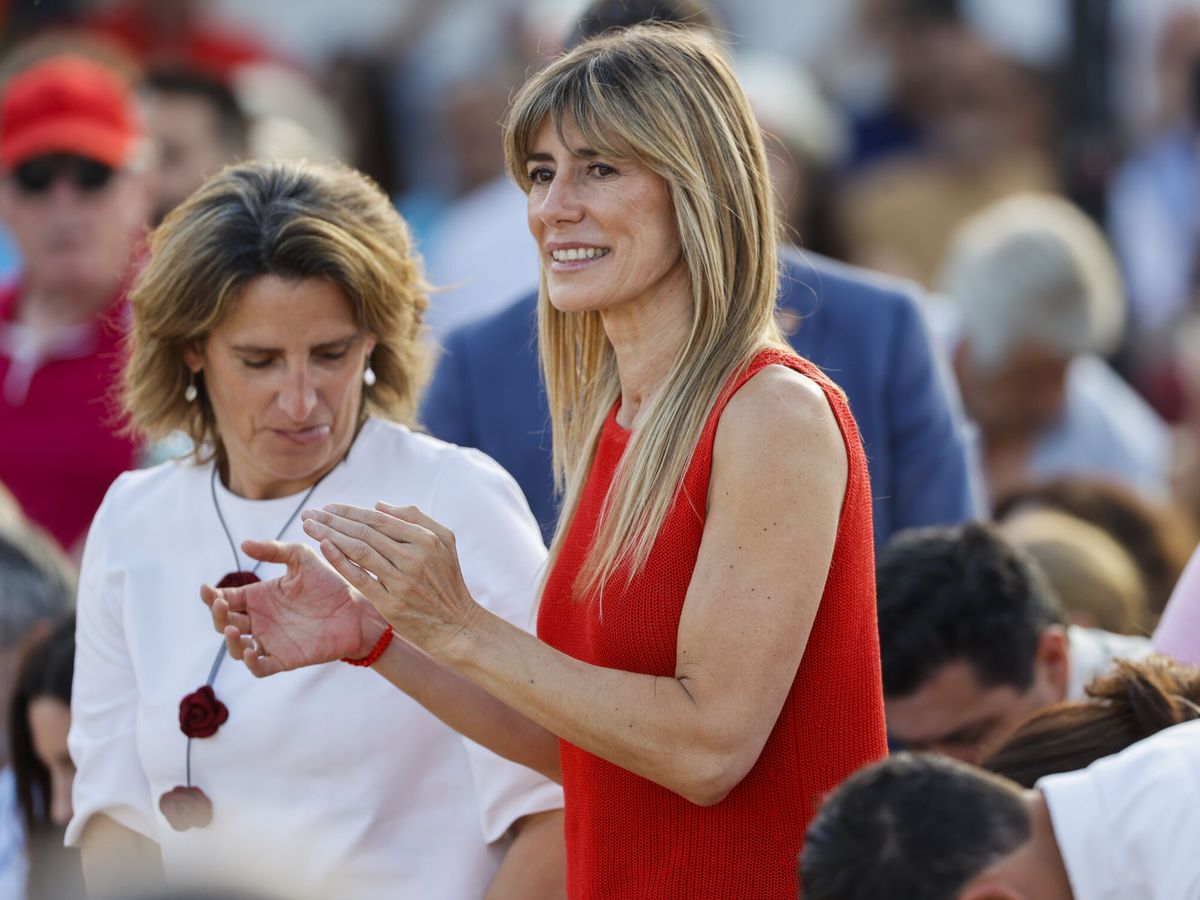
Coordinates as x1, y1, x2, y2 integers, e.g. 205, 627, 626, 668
200, 539, 390, 677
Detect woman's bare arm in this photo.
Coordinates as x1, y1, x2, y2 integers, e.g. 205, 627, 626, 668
485, 809, 567, 899
368, 629, 563, 782
302, 366, 846, 805
79, 814, 163, 897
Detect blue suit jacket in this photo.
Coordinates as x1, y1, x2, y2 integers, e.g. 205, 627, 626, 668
421, 248, 979, 546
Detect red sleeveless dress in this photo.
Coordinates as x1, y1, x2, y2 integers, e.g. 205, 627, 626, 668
537, 348, 887, 899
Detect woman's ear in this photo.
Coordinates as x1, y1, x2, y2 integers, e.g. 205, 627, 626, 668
182, 342, 205, 373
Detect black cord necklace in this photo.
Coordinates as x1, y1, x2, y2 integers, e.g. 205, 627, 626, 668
158, 464, 330, 832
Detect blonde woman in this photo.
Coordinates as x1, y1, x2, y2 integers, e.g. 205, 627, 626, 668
68, 159, 565, 899
208, 26, 886, 898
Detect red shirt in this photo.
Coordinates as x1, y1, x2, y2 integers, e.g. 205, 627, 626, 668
538, 348, 887, 899
0, 282, 139, 551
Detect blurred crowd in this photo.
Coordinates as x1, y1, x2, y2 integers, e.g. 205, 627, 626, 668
0, 0, 1199, 897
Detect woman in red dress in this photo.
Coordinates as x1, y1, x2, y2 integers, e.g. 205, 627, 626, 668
208, 24, 887, 897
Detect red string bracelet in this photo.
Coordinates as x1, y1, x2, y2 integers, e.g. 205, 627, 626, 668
342, 628, 394, 667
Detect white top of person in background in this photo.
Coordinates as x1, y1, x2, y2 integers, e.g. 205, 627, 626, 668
1065, 624, 1153, 700
1040, 718, 1200, 900
68, 417, 562, 899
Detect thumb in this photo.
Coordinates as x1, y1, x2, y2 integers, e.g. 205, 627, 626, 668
241, 539, 299, 567
203, 580, 248, 613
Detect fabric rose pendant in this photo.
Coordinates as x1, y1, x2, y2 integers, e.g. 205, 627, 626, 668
179, 685, 229, 738
159, 786, 213, 831
217, 571, 261, 589
161, 569, 254, 832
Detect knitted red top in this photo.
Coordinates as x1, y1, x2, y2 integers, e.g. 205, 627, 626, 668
538, 348, 887, 899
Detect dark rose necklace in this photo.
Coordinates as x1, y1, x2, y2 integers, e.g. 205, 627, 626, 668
158, 466, 325, 832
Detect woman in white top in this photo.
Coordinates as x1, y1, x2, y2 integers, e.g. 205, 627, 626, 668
68, 159, 565, 899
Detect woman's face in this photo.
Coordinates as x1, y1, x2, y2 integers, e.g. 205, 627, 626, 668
186, 275, 376, 499
28, 697, 73, 828
524, 117, 688, 317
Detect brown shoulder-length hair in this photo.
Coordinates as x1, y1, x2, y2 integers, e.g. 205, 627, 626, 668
982, 655, 1200, 788
123, 158, 429, 459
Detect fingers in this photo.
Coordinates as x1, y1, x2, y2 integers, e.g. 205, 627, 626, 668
222, 605, 252, 633
203, 581, 250, 615
302, 512, 403, 583
200, 583, 219, 610
241, 539, 300, 566
375, 502, 456, 547
223, 627, 284, 678
316, 538, 388, 605
203, 588, 249, 635
243, 651, 285, 678
223, 622, 244, 659
306, 504, 435, 548
209, 591, 229, 631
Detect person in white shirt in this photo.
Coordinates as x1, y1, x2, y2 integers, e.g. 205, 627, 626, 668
68, 158, 565, 899
801, 718, 1200, 900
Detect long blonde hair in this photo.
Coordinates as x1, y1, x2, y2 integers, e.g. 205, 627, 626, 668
503, 25, 786, 597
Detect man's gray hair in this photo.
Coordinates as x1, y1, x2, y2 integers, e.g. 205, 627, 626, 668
939, 193, 1125, 372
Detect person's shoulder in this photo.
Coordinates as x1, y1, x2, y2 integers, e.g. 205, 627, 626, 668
361, 419, 537, 537
361, 417, 520, 491
718, 359, 843, 457
94, 457, 205, 531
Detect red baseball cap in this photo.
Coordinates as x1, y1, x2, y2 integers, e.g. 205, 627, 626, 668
0, 55, 141, 169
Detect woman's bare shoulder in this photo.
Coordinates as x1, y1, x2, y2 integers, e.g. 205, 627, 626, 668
717, 363, 842, 452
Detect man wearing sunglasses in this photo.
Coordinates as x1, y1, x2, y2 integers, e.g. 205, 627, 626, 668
0, 53, 153, 556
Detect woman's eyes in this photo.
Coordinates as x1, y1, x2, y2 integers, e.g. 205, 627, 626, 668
239, 349, 349, 369
527, 162, 618, 183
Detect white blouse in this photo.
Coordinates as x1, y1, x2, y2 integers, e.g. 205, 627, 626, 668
68, 419, 563, 899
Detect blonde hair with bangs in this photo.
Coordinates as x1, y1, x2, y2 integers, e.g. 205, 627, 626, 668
503, 24, 787, 597
123, 158, 429, 462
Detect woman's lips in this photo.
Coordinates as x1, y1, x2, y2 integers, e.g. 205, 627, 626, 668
271, 425, 331, 446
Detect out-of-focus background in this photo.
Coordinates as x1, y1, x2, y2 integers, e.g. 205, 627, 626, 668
4, 0, 1199, 403
4, 3, 1200, 897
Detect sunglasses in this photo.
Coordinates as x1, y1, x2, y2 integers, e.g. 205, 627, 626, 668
11, 154, 116, 194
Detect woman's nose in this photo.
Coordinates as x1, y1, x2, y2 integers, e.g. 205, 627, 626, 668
538, 174, 584, 227
277, 368, 318, 421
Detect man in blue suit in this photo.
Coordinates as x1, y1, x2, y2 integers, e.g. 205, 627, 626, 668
422, 245, 980, 547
